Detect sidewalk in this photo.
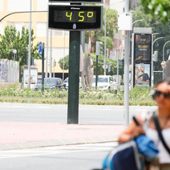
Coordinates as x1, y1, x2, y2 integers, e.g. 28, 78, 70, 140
0, 122, 124, 151
0, 104, 157, 151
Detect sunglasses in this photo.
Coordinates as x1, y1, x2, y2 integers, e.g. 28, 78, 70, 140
155, 90, 170, 99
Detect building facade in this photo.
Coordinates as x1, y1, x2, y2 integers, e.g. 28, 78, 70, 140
0, 0, 69, 78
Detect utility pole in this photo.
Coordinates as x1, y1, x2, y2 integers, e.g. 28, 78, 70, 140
28, 0, 32, 89
49, 30, 52, 78
124, 0, 130, 126
45, 4, 49, 78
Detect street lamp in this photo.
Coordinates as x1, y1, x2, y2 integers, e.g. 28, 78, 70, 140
62, 31, 66, 81
163, 40, 170, 79
12, 49, 17, 83
104, 0, 124, 75
132, 19, 144, 27
151, 36, 164, 86
12, 49, 17, 61
28, 0, 32, 88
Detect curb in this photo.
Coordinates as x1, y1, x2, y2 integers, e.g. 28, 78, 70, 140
0, 136, 118, 151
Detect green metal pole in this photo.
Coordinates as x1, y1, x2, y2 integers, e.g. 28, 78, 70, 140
95, 55, 98, 89
42, 43, 45, 93
67, 31, 80, 124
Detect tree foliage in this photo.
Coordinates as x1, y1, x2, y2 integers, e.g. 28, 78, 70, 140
85, 7, 118, 51
0, 26, 40, 67
140, 0, 170, 25
58, 53, 122, 76
133, 5, 170, 73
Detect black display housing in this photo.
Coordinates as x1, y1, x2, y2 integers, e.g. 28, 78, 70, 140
48, 5, 103, 31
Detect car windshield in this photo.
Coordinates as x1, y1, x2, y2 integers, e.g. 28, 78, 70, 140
93, 77, 108, 83
44, 79, 57, 85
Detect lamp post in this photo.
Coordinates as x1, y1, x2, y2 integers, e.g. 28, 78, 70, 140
132, 19, 144, 27
163, 40, 170, 79
62, 31, 66, 81
151, 36, 164, 86
12, 49, 17, 61
12, 49, 17, 83
28, 0, 32, 88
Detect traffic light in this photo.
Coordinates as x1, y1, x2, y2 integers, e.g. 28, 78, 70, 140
96, 41, 103, 55
122, 48, 125, 59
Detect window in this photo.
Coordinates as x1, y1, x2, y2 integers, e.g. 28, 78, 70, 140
45, 48, 69, 62
0, 0, 3, 11
37, 0, 48, 11
7, 0, 30, 11
7, 22, 29, 34
52, 30, 62, 37
37, 23, 46, 37
109, 77, 113, 82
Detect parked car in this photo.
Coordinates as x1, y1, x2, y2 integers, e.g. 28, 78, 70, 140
63, 77, 82, 90
92, 75, 117, 91
35, 78, 66, 90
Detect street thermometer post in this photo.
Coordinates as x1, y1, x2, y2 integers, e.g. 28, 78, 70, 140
48, 0, 103, 124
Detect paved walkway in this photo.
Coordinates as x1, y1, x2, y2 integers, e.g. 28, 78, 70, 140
0, 122, 124, 151
0, 104, 157, 151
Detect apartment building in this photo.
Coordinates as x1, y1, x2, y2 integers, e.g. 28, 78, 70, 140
0, 0, 69, 78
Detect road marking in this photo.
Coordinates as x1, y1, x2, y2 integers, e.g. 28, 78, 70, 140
0, 143, 118, 159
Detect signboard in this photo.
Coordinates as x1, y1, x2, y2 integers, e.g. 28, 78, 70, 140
134, 63, 150, 87
134, 34, 152, 62
48, 5, 103, 30
38, 42, 43, 56
49, 0, 103, 3
23, 67, 38, 89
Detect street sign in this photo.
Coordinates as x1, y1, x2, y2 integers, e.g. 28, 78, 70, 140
38, 42, 43, 56
48, 5, 103, 31
49, 0, 103, 3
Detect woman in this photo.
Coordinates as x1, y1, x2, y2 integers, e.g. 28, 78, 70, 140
119, 79, 170, 169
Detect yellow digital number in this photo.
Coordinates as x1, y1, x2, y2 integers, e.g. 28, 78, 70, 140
87, 12, 93, 18
66, 12, 72, 21
78, 11, 85, 22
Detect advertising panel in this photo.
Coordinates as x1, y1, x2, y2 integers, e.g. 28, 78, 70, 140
134, 34, 152, 62
23, 67, 38, 89
134, 63, 150, 87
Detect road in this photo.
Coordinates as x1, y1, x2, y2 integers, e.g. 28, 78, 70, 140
0, 142, 118, 170
0, 103, 157, 124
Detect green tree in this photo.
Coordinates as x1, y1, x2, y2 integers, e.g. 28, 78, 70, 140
85, 7, 118, 52
140, 0, 170, 25
133, 5, 170, 84
133, 6, 170, 62
58, 53, 122, 76
0, 25, 40, 67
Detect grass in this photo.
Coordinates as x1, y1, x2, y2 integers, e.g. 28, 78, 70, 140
0, 83, 156, 106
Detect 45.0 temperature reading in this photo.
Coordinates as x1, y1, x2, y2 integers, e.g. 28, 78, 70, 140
54, 10, 96, 23
66, 11, 94, 22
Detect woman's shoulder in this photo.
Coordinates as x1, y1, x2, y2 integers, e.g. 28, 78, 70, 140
140, 111, 154, 121
135, 111, 154, 125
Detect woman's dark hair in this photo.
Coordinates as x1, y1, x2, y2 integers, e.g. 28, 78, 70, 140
156, 78, 170, 87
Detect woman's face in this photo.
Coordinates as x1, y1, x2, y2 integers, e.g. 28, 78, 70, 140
155, 82, 170, 110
